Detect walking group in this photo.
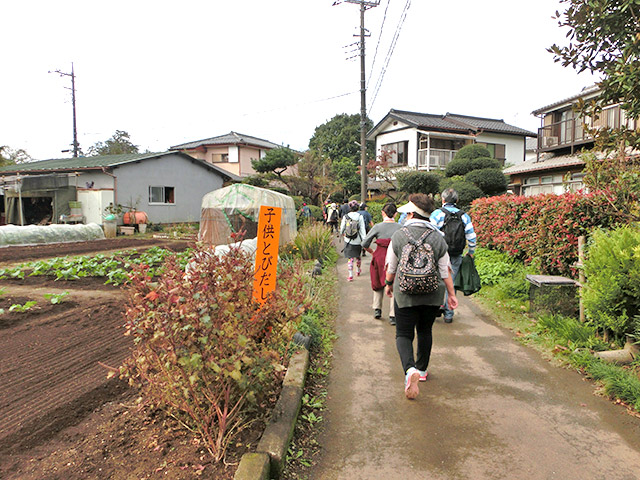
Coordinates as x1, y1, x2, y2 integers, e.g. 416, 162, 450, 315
327, 189, 477, 400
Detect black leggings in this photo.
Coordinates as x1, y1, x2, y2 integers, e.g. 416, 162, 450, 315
394, 302, 439, 374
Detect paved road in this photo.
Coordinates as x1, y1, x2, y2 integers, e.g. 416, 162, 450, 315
313, 254, 640, 480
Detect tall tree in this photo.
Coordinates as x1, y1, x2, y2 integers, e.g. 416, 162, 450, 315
308, 113, 374, 166
549, 0, 640, 149
0, 146, 30, 166
87, 130, 139, 156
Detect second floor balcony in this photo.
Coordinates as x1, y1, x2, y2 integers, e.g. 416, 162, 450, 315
538, 104, 635, 153
417, 148, 457, 171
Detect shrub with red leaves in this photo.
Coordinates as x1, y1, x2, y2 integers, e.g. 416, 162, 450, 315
469, 191, 629, 276
119, 243, 309, 462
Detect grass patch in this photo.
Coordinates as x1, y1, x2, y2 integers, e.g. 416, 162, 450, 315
474, 247, 640, 413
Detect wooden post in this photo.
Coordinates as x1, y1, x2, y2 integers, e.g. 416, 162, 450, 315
578, 235, 585, 322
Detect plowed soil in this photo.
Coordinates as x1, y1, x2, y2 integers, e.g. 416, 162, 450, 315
0, 238, 253, 479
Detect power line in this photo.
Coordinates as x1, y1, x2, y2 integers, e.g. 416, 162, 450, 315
367, 0, 391, 87
368, 0, 411, 113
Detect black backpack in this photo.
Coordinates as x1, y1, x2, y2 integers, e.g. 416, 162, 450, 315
441, 207, 467, 256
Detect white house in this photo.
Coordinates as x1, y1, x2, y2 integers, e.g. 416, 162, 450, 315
367, 109, 537, 172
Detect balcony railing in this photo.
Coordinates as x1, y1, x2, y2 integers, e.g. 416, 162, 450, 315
538, 105, 634, 152
417, 148, 457, 170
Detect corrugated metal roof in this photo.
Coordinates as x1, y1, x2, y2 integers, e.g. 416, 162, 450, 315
170, 131, 283, 150
504, 153, 586, 175
531, 85, 601, 116
0, 151, 241, 181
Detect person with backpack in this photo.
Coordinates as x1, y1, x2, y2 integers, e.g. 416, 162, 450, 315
430, 188, 476, 324
362, 203, 401, 324
340, 200, 367, 281
384, 193, 458, 400
326, 202, 340, 233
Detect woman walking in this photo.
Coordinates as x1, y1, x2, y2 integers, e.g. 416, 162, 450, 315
384, 194, 458, 399
362, 203, 401, 325
340, 200, 366, 281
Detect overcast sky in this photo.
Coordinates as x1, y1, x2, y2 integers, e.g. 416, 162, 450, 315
1, 0, 595, 160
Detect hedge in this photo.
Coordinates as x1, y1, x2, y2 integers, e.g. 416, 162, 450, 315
469, 192, 629, 276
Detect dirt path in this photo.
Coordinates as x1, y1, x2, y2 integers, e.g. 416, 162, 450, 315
313, 255, 640, 480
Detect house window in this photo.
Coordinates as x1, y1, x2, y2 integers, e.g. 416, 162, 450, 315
382, 141, 408, 165
477, 143, 506, 163
149, 186, 175, 204
212, 153, 229, 163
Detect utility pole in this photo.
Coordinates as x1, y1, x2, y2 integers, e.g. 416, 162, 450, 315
51, 63, 80, 157
337, 0, 379, 201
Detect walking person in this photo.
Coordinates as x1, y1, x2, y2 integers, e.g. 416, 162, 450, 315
385, 194, 458, 399
326, 202, 340, 234
340, 200, 367, 281
362, 203, 401, 325
430, 188, 476, 324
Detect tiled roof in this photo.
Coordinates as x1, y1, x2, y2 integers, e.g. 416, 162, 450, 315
170, 131, 283, 150
0, 151, 241, 181
375, 109, 536, 137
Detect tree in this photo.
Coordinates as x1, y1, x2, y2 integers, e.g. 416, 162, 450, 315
464, 168, 508, 196
251, 147, 298, 190
438, 178, 484, 209
0, 146, 30, 166
308, 113, 374, 166
396, 170, 442, 196
549, 0, 640, 149
331, 157, 360, 197
87, 130, 139, 156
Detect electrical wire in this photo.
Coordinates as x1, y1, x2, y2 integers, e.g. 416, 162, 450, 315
367, 0, 391, 88
368, 0, 411, 113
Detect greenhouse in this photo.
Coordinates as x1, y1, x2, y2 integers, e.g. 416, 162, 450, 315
0, 223, 105, 247
198, 184, 296, 246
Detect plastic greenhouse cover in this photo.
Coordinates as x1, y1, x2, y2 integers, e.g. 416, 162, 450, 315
199, 184, 297, 246
0, 223, 106, 247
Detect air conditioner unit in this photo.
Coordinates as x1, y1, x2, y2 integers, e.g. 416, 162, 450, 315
544, 136, 558, 147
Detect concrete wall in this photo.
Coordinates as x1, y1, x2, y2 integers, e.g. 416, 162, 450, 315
476, 132, 527, 166
112, 153, 225, 224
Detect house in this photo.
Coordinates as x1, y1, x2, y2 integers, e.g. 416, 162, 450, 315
0, 152, 239, 226
169, 131, 286, 178
366, 109, 536, 172
505, 85, 638, 196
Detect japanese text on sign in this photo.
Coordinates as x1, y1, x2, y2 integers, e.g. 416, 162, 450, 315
252, 205, 282, 304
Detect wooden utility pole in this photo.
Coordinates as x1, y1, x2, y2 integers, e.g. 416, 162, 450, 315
51, 63, 80, 157
339, 0, 379, 201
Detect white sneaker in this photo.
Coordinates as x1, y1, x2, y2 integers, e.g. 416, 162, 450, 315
404, 367, 420, 399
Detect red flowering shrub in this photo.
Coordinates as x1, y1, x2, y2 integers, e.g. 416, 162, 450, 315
470, 192, 628, 276
118, 243, 309, 462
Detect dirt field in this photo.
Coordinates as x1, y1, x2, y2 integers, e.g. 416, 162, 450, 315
0, 238, 255, 479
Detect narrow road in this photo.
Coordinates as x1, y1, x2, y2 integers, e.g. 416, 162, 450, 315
313, 254, 640, 480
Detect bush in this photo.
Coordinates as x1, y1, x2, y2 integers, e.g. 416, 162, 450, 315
396, 170, 441, 195
464, 168, 508, 196
470, 192, 629, 276
582, 225, 640, 340
438, 178, 484, 208
473, 247, 519, 286
294, 223, 338, 262
454, 144, 492, 161
119, 245, 309, 462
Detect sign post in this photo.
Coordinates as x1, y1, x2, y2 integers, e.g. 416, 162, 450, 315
253, 205, 282, 304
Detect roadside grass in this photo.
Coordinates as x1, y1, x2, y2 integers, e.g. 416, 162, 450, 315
473, 248, 640, 415
281, 256, 338, 479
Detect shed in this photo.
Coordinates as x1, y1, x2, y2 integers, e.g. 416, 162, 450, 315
198, 184, 296, 246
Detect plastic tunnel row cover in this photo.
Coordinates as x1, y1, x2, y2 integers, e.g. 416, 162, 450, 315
198, 184, 297, 246
0, 223, 106, 247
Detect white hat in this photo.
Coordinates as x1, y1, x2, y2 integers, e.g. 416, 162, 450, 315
397, 201, 429, 218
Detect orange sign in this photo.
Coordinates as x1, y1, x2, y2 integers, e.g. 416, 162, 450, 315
252, 205, 282, 304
